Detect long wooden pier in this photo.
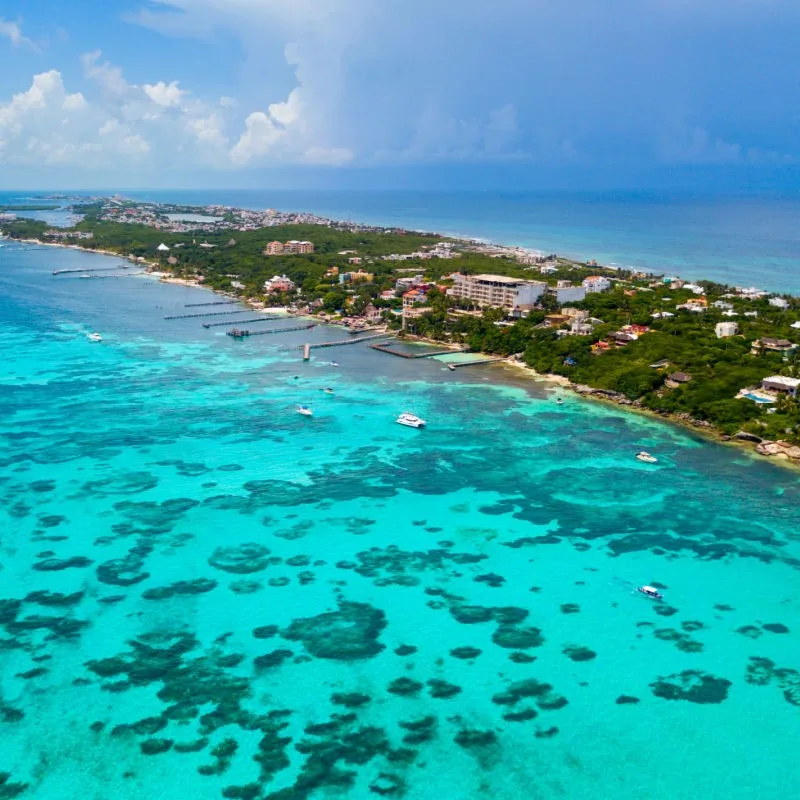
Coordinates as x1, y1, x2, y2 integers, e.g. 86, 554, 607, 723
227, 323, 316, 338
303, 332, 393, 350
371, 342, 460, 359
53, 266, 129, 275
203, 316, 281, 328
164, 309, 249, 320
185, 300, 240, 308
446, 357, 505, 368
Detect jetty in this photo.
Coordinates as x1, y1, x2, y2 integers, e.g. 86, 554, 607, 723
303, 332, 393, 350
164, 309, 249, 320
203, 316, 280, 329
53, 266, 129, 275
227, 323, 316, 339
445, 357, 505, 368
185, 300, 241, 308
371, 342, 459, 359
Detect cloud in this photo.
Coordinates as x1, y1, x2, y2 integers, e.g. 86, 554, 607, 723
0, 17, 36, 50
81, 50, 129, 95
143, 80, 187, 108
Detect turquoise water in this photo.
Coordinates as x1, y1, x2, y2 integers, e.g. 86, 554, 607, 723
1, 242, 800, 799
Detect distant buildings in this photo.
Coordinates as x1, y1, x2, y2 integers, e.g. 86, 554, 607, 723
769, 297, 790, 309
339, 269, 374, 284
448, 273, 546, 312
715, 322, 738, 338
263, 240, 314, 256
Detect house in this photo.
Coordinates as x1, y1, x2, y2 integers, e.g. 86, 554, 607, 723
611, 331, 637, 345
652, 311, 675, 319
325, 266, 340, 278
722, 310, 738, 317
263, 274, 295, 293
339, 269, 373, 284
363, 304, 383, 323
752, 338, 797, 354
551, 285, 587, 304
348, 257, 363, 265
713, 300, 733, 310
666, 372, 693, 388
791, 321, 800, 329
544, 314, 572, 328
715, 322, 738, 338
396, 274, 425, 292
761, 376, 800, 397
156, 243, 170, 252
744, 311, 758, 318
561, 307, 588, 321
769, 297, 790, 309
582, 276, 611, 293
683, 283, 705, 295
591, 340, 612, 353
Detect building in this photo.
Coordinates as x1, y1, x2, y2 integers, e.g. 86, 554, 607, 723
396, 274, 425, 292
683, 283, 705, 295
551, 285, 587, 304
339, 269, 374, 284
715, 322, 739, 338
156, 243, 170, 252
769, 297, 790, 309
263, 274, 295, 293
761, 376, 800, 397
544, 314, 572, 328
448, 274, 546, 311
285, 240, 314, 254
363, 304, 383, 323
264, 241, 284, 255
752, 338, 797, 354
666, 372, 693, 388
325, 266, 339, 278
582, 276, 611, 293
348, 257, 363, 265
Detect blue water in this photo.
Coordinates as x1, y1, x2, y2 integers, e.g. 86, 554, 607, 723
1, 237, 800, 799
112, 189, 800, 294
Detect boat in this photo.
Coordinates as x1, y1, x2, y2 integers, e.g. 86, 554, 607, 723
328, 361, 339, 367
396, 412, 426, 429
637, 585, 663, 600
556, 397, 564, 405
322, 387, 334, 395
636, 451, 658, 463
447, 363, 456, 371
87, 332, 102, 342
296, 405, 313, 417
79, 274, 92, 279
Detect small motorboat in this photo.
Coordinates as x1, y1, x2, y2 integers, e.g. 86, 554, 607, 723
396, 412, 426, 429
88, 332, 102, 342
322, 387, 334, 395
328, 361, 339, 367
447, 363, 456, 371
296, 405, 313, 417
637, 585, 663, 600
555, 397, 564, 405
636, 451, 658, 463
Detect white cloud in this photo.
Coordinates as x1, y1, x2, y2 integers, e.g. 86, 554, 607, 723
81, 50, 129, 95
229, 112, 285, 165
0, 17, 36, 49
143, 80, 187, 108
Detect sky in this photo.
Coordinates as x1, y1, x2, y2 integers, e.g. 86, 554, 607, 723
1, 0, 799, 190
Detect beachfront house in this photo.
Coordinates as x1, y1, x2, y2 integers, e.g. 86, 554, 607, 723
263, 274, 295, 293
448, 273, 546, 312
666, 372, 693, 388
761, 376, 800, 397
751, 338, 797, 355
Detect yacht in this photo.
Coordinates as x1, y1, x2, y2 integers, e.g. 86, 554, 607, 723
296, 405, 313, 417
396, 412, 426, 429
636, 451, 658, 463
88, 332, 102, 342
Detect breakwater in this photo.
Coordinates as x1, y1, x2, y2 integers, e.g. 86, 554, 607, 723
371, 342, 461, 359
53, 266, 129, 275
185, 300, 241, 308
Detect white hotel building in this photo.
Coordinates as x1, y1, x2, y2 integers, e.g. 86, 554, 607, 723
448, 273, 546, 312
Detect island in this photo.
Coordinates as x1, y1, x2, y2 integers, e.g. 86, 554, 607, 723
2, 196, 799, 465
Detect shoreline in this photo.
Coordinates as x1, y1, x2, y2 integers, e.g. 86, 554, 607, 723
6, 226, 800, 473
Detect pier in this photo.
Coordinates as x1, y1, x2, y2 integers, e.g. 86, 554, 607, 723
370, 342, 460, 359
185, 300, 241, 308
203, 316, 281, 329
227, 323, 316, 338
303, 332, 393, 350
53, 266, 129, 275
445, 357, 506, 368
164, 309, 249, 320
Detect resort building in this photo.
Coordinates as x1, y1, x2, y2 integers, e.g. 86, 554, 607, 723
264, 241, 284, 255
447, 274, 546, 311
751, 338, 797, 355
761, 376, 800, 397
715, 322, 739, 338
263, 274, 295, 293
582, 276, 611, 293
264, 240, 315, 256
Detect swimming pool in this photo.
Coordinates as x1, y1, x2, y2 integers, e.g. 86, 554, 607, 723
742, 392, 775, 404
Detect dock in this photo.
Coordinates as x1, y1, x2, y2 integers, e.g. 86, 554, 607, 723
164, 309, 249, 320
203, 316, 281, 329
370, 342, 460, 359
445, 357, 506, 368
52, 266, 130, 275
227, 323, 316, 339
304, 332, 393, 350
185, 300, 241, 308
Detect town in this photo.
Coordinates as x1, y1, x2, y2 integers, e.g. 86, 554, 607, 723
2, 198, 799, 460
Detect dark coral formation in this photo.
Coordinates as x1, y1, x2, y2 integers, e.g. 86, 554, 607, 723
281, 601, 386, 660
562, 645, 597, 662
142, 578, 217, 600
650, 670, 731, 704
208, 543, 271, 574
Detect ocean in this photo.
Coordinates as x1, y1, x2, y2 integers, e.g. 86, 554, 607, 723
1, 237, 799, 799
2, 190, 800, 293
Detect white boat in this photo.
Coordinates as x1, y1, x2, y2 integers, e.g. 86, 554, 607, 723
396, 412, 426, 429
447, 363, 456, 371
88, 333, 102, 342
296, 405, 313, 417
328, 361, 339, 367
636, 451, 658, 463
637, 585, 663, 599
322, 387, 334, 395
555, 397, 564, 405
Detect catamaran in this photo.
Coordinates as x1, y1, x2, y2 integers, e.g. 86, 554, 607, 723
396, 412, 425, 429
636, 451, 657, 463
296, 405, 313, 417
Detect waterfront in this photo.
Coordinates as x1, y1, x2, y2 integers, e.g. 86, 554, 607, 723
1, 240, 799, 799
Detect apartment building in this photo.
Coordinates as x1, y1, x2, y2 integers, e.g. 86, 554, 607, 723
448, 273, 546, 310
